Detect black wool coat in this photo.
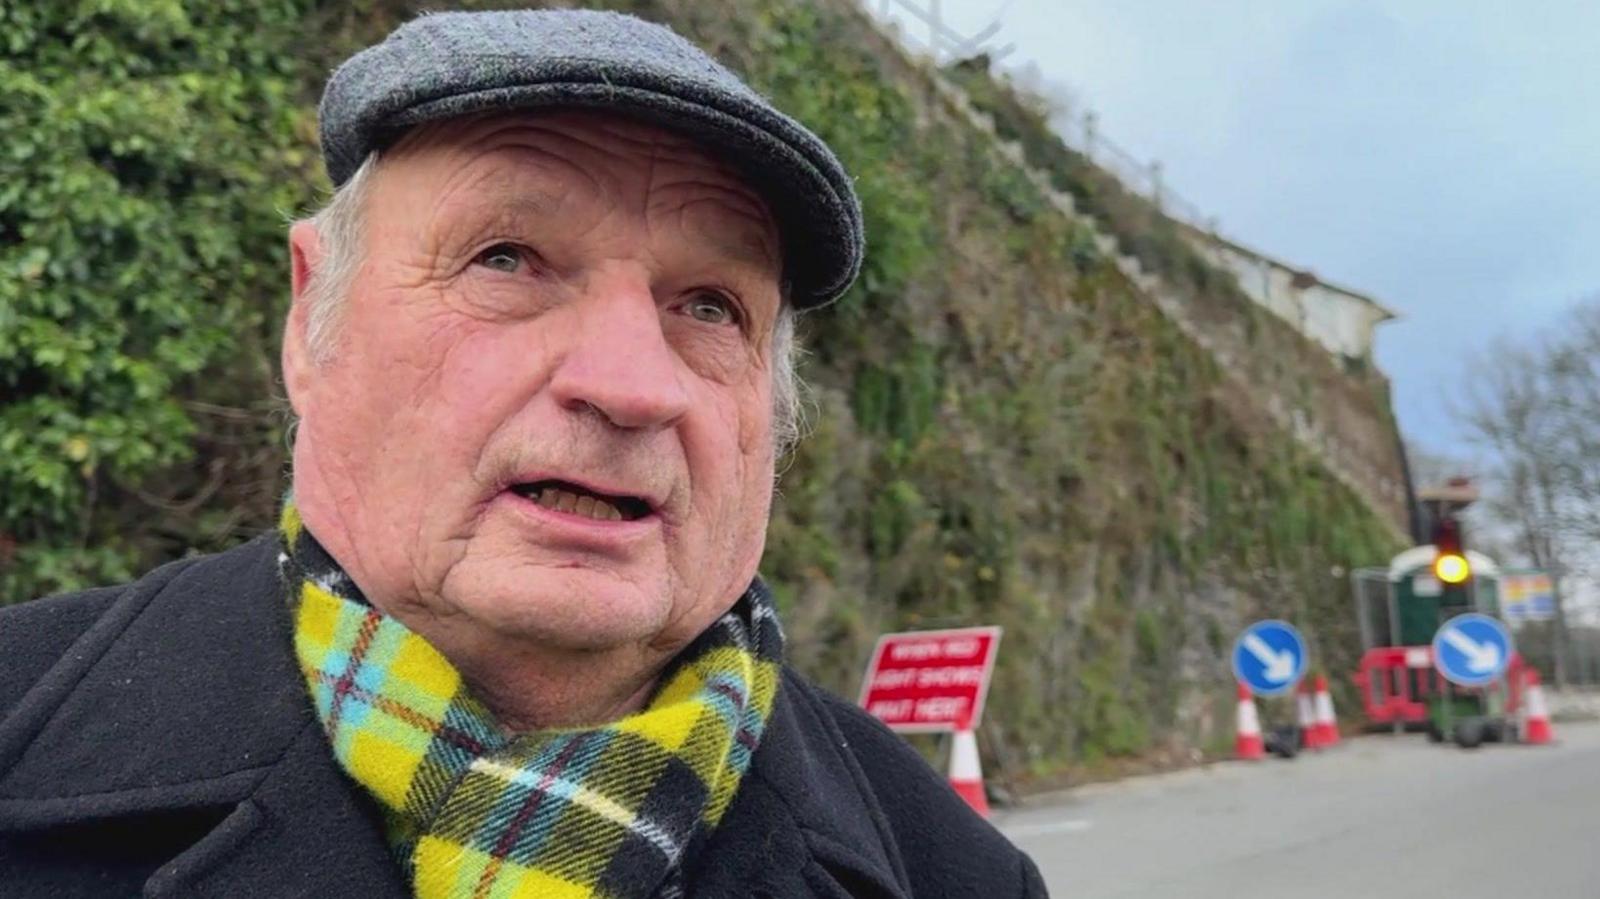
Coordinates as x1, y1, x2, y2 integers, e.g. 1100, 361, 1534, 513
0, 536, 1047, 897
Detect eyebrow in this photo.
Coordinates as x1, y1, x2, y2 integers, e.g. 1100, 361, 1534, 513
471, 192, 559, 226
438, 173, 781, 278
428, 189, 559, 256
696, 228, 782, 275
668, 199, 781, 276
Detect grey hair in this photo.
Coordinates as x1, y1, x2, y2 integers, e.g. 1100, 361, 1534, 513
295, 153, 809, 456
301, 155, 379, 364
769, 302, 807, 458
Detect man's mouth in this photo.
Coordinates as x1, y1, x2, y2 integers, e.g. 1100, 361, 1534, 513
509, 480, 654, 522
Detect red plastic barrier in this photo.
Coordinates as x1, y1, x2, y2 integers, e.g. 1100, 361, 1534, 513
1352, 646, 1524, 726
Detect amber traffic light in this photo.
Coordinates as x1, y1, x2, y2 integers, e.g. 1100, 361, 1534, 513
1434, 553, 1470, 584
1431, 516, 1471, 585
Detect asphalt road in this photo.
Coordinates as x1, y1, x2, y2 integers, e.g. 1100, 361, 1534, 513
997, 721, 1600, 898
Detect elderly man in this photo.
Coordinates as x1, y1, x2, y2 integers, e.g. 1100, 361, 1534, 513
0, 10, 1044, 897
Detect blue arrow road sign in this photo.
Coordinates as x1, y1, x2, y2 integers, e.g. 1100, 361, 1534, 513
1232, 620, 1308, 696
1432, 613, 1513, 687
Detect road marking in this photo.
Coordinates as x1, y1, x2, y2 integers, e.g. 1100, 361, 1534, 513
1001, 818, 1093, 838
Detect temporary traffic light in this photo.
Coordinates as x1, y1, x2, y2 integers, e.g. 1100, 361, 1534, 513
1435, 553, 1470, 585
1431, 516, 1471, 585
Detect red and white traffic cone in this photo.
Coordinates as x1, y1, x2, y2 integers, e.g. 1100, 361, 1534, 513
1313, 674, 1341, 747
1523, 669, 1554, 746
1296, 680, 1322, 749
1235, 682, 1264, 761
948, 715, 991, 817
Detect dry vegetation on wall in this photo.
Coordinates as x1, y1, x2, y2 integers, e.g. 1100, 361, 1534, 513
942, 56, 1411, 530
3, 0, 1403, 773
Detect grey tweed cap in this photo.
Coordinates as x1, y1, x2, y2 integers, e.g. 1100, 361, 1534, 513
319, 9, 863, 309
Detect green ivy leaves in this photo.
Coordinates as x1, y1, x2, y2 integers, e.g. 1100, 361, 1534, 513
1, 0, 315, 602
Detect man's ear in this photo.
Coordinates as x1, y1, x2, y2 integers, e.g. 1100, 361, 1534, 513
283, 220, 323, 417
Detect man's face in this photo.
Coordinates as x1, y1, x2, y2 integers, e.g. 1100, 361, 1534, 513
284, 111, 783, 657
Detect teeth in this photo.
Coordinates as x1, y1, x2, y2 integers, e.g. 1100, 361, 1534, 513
530, 487, 627, 521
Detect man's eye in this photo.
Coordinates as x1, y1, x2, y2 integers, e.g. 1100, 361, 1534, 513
684, 292, 740, 326
474, 243, 525, 273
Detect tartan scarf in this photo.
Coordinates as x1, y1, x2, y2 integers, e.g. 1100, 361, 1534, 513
276, 503, 784, 899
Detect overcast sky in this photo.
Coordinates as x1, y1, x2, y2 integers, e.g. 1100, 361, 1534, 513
875, 0, 1600, 455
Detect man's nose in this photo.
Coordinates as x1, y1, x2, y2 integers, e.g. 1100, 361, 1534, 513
548, 273, 692, 431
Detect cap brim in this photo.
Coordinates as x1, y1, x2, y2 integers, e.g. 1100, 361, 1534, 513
376, 84, 856, 310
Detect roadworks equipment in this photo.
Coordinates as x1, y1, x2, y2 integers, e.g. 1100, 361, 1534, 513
1313, 674, 1341, 747
1522, 669, 1554, 746
948, 716, 991, 816
1297, 680, 1323, 750
1235, 682, 1265, 761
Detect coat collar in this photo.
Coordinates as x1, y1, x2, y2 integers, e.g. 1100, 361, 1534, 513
0, 535, 407, 896
0, 535, 907, 897
687, 669, 913, 897
0, 536, 307, 824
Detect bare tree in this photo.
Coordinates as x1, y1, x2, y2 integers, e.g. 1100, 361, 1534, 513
1545, 303, 1600, 549
1457, 298, 1600, 686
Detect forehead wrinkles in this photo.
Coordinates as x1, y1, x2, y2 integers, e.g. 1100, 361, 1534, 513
387, 112, 781, 276
613, 130, 779, 274
650, 179, 778, 271
430, 128, 600, 215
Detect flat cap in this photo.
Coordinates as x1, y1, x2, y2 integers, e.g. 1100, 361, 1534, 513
319, 9, 863, 309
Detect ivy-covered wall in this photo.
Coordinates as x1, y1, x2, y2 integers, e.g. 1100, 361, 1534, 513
2, 0, 1403, 773
2, 0, 318, 592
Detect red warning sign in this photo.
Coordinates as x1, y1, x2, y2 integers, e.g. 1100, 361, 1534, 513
858, 626, 1002, 733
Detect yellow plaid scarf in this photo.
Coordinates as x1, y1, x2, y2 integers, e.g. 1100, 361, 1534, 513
277, 504, 783, 898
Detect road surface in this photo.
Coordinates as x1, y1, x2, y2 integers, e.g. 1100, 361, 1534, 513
997, 722, 1600, 897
